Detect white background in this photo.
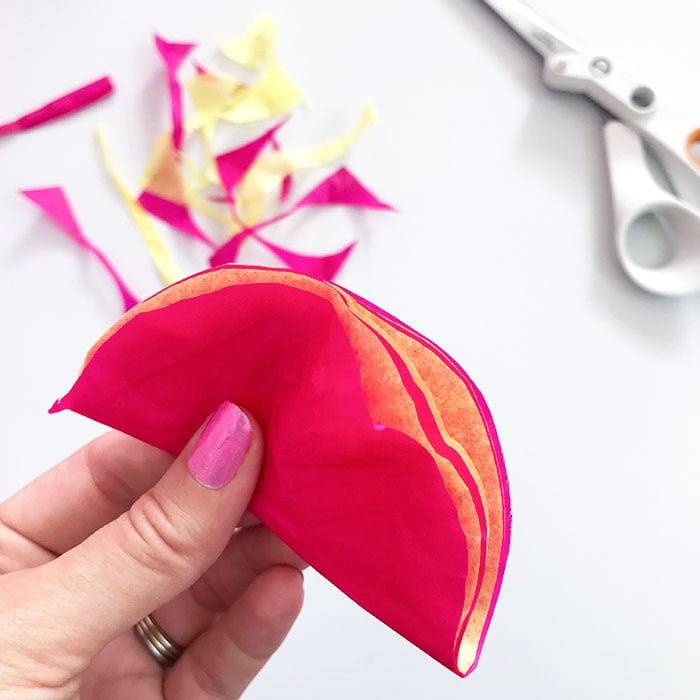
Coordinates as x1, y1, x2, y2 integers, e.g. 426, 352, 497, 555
1, 1, 699, 698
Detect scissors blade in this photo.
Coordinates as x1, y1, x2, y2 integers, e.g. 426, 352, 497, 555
480, 0, 583, 59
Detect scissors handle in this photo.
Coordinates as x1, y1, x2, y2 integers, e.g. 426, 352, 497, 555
604, 120, 700, 296
542, 51, 700, 208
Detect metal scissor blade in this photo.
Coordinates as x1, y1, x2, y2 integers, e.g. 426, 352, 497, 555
480, 0, 582, 59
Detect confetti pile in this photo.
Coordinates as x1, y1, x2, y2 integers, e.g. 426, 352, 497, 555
14, 16, 393, 311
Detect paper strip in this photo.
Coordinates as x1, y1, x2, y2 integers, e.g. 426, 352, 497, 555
96, 130, 181, 285
154, 35, 196, 151
238, 100, 378, 213
0, 76, 114, 137
20, 187, 138, 310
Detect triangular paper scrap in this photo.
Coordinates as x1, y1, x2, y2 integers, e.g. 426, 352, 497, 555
20, 187, 138, 311
258, 238, 356, 279
215, 119, 287, 197
296, 167, 394, 211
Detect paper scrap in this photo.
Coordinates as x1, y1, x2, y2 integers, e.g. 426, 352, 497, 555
138, 191, 214, 248
238, 100, 378, 214
20, 187, 138, 311
96, 130, 181, 285
222, 55, 306, 124
155, 35, 196, 151
215, 119, 287, 198
219, 15, 280, 70
210, 166, 393, 272
0, 76, 114, 137
296, 167, 394, 210
271, 133, 293, 202
138, 137, 214, 247
185, 70, 243, 131
209, 226, 355, 279
260, 238, 356, 278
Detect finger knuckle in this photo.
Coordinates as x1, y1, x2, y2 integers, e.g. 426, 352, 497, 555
123, 491, 201, 576
190, 652, 237, 699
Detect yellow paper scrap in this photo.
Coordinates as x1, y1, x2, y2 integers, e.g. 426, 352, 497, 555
238, 100, 379, 219
138, 132, 170, 190
186, 190, 240, 227
185, 72, 243, 131
222, 55, 306, 124
180, 150, 212, 191
96, 130, 181, 285
199, 124, 221, 185
282, 100, 378, 169
219, 15, 280, 70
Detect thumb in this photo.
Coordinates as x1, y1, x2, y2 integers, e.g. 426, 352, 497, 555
24, 401, 263, 660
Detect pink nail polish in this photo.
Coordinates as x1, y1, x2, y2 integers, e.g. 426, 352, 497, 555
188, 402, 253, 489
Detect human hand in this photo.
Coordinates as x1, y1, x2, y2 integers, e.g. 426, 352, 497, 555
0, 402, 305, 699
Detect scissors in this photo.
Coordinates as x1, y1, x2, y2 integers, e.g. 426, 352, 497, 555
479, 0, 700, 296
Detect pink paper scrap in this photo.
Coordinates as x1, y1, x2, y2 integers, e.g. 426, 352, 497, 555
155, 35, 196, 151
20, 187, 138, 311
0, 76, 114, 137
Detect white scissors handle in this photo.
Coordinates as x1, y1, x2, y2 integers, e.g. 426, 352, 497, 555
604, 120, 700, 296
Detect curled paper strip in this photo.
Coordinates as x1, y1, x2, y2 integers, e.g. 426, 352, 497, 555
96, 129, 181, 285
20, 187, 138, 311
50, 266, 511, 676
0, 76, 114, 137
154, 35, 196, 151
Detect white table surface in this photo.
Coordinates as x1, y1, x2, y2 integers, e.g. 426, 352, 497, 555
1, 1, 699, 698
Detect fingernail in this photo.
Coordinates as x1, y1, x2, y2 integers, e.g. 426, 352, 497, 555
188, 402, 253, 489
